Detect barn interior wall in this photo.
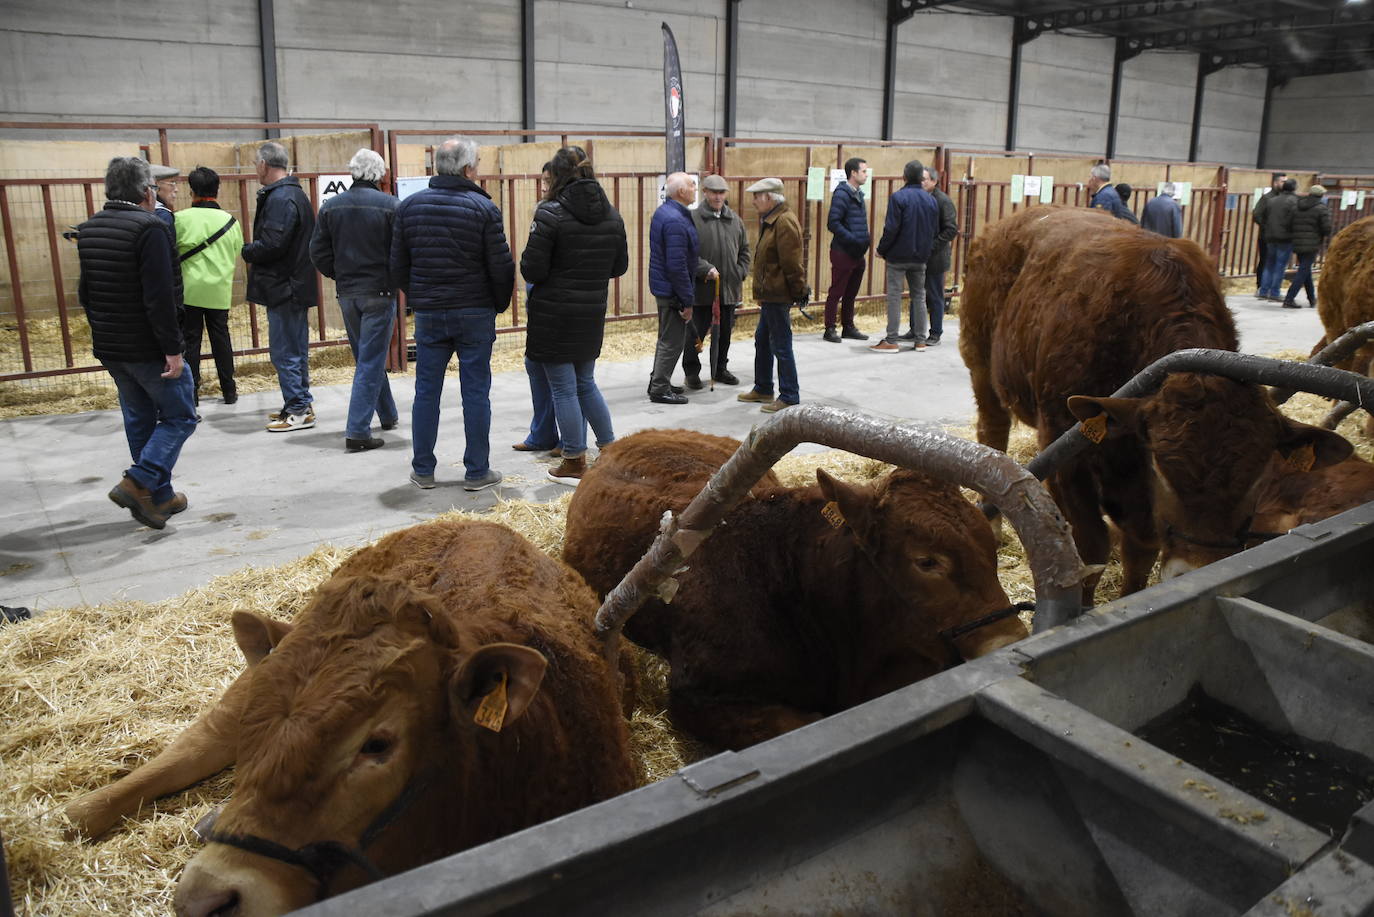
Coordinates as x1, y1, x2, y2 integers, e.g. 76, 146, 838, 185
0, 1, 1369, 172
1267, 69, 1374, 174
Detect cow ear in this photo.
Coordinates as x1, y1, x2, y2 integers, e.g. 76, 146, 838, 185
1067, 394, 1142, 440
450, 643, 548, 733
816, 468, 873, 539
232, 610, 294, 667
1276, 420, 1352, 471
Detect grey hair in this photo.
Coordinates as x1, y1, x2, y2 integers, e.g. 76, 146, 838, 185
348, 148, 386, 182
1090, 163, 1111, 182
1162, 181, 1177, 197
435, 137, 479, 176
257, 141, 289, 170
106, 156, 152, 204
765, 191, 786, 204
925, 168, 941, 183
665, 171, 693, 196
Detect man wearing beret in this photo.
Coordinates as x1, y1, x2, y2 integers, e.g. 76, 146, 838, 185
681, 173, 749, 388
149, 164, 180, 230
738, 177, 808, 412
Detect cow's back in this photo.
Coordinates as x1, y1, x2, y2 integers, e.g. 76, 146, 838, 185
1318, 216, 1374, 376
960, 206, 1235, 431
564, 429, 781, 600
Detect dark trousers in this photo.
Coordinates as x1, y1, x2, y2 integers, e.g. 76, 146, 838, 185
925, 268, 947, 337
1285, 252, 1317, 305
181, 305, 235, 400
1255, 237, 1267, 289
824, 247, 866, 330
681, 301, 737, 379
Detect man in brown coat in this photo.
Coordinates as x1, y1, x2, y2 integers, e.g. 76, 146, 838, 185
737, 178, 809, 413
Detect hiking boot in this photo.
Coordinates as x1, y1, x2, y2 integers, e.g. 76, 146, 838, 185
512, 441, 557, 452
869, 341, 900, 353
760, 399, 794, 413
346, 436, 384, 452
823, 328, 842, 343
685, 374, 704, 390
1281, 300, 1301, 309
547, 455, 586, 486
222, 391, 238, 405
156, 492, 189, 516
737, 389, 773, 403
841, 326, 869, 341
463, 469, 504, 492
714, 370, 740, 385
409, 472, 436, 490
108, 475, 169, 530
266, 411, 315, 432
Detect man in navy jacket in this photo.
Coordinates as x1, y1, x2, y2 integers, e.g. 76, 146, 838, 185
1141, 183, 1183, 238
823, 157, 871, 343
646, 172, 700, 404
872, 160, 938, 352
391, 136, 515, 491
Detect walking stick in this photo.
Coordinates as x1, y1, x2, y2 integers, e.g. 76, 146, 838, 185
709, 274, 722, 391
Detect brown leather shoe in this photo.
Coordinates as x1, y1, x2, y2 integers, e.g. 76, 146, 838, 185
108, 476, 169, 530
156, 492, 189, 516
737, 389, 773, 403
547, 455, 586, 486
760, 399, 795, 414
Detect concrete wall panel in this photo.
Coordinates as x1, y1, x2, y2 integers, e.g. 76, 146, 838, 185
1269, 70, 1374, 173
2, 0, 259, 45
1115, 51, 1196, 162
273, 0, 519, 59
1017, 32, 1115, 155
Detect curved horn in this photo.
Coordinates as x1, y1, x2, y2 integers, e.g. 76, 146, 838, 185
982, 349, 1374, 520
594, 405, 1087, 647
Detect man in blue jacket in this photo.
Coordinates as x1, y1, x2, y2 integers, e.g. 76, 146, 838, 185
310, 148, 400, 454
1141, 183, 1183, 238
646, 172, 700, 404
1087, 164, 1133, 221
823, 157, 870, 343
872, 161, 938, 353
391, 136, 514, 491
242, 141, 318, 433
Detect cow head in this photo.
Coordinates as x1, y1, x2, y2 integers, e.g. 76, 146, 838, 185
1068, 374, 1351, 579
174, 575, 548, 917
816, 468, 1026, 688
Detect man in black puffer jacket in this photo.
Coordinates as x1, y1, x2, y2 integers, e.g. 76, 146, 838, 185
391, 136, 516, 491
242, 141, 318, 432
77, 156, 197, 530
521, 146, 629, 485
1283, 184, 1333, 309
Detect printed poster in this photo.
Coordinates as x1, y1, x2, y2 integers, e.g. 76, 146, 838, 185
1039, 176, 1054, 203
316, 174, 353, 208
830, 168, 847, 192
1023, 175, 1042, 199
806, 167, 826, 202
396, 177, 430, 201
1010, 174, 1024, 200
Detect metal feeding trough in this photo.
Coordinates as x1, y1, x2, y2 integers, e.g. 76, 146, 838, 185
296, 441, 1374, 917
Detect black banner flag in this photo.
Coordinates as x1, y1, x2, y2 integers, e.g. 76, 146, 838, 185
662, 22, 685, 175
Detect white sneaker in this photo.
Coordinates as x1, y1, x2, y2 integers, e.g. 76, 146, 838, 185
266, 411, 316, 432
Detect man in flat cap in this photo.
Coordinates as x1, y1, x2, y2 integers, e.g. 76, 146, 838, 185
681, 173, 749, 388
738, 177, 808, 412
149, 163, 179, 230
646, 171, 699, 404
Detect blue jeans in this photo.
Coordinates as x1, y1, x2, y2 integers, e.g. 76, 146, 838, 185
925, 268, 946, 337
522, 356, 560, 450
542, 360, 614, 457
753, 302, 799, 405
1285, 252, 1317, 304
1260, 243, 1293, 298
267, 303, 312, 414
411, 308, 495, 480
339, 294, 399, 439
103, 360, 198, 504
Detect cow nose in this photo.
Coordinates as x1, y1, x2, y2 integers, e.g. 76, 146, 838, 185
176, 888, 240, 917
1160, 556, 1198, 580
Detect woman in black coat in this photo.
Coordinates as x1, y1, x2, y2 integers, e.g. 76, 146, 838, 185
519, 147, 629, 484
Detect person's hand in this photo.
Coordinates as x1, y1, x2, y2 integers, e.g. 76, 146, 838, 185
793, 285, 812, 307
162, 354, 184, 379
707, 267, 719, 280
682, 307, 694, 322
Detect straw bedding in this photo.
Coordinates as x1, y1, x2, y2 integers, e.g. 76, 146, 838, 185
3, 347, 1371, 914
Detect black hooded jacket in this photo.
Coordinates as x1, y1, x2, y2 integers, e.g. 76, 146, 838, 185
1288, 194, 1333, 255
520, 179, 629, 364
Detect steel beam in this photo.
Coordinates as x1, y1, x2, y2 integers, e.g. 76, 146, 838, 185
724, 0, 741, 138
521, 0, 535, 140
1006, 17, 1037, 152
1023, 0, 1236, 37
889, 0, 967, 27
258, 0, 280, 139
1256, 69, 1279, 168
1105, 36, 1142, 160
883, 16, 899, 141
1123, 4, 1374, 54
1187, 53, 1215, 162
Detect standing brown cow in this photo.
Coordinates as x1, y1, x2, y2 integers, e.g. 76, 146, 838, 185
563, 429, 1026, 751
64, 520, 636, 917
1316, 215, 1374, 436
959, 206, 1349, 602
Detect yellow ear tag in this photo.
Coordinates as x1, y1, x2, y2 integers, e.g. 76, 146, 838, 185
821, 501, 846, 529
1285, 443, 1316, 473
473, 672, 508, 733
1080, 413, 1108, 445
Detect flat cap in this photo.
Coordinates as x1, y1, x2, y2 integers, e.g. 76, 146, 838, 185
744, 177, 783, 194
701, 173, 728, 192
1309, 184, 1327, 196
149, 164, 180, 181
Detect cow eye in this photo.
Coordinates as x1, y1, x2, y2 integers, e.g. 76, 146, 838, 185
360, 736, 393, 757
914, 555, 947, 574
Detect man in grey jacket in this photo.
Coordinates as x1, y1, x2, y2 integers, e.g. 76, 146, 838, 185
681, 173, 750, 388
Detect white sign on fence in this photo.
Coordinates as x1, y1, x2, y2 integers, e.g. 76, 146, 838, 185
316, 174, 353, 208
395, 177, 430, 201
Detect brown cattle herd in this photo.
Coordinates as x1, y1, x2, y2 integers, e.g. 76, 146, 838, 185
58, 210, 1374, 914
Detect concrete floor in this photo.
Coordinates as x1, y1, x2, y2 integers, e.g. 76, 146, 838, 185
0, 293, 1323, 614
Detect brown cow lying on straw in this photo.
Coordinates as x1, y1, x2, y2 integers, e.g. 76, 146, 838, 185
563, 428, 1027, 751
64, 519, 637, 916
